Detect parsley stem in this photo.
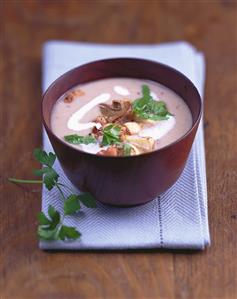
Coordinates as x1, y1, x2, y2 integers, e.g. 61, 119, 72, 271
55, 183, 66, 201
8, 178, 43, 184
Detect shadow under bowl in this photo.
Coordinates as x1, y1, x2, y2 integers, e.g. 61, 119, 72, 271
42, 58, 202, 206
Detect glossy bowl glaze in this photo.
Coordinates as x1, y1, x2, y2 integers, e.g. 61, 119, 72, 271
42, 58, 202, 206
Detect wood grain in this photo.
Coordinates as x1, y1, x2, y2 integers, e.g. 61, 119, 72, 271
0, 1, 236, 299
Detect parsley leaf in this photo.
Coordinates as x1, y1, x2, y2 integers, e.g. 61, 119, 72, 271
64, 192, 96, 213
34, 149, 56, 167
58, 225, 81, 241
43, 171, 58, 190
37, 226, 58, 241
64, 134, 96, 145
34, 167, 59, 190
37, 205, 61, 240
64, 194, 81, 215
38, 211, 51, 225
132, 85, 172, 121
78, 193, 97, 208
37, 205, 81, 241
33, 149, 58, 190
102, 124, 121, 146
47, 205, 61, 229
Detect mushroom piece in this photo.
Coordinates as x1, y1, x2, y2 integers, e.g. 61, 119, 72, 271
99, 100, 133, 123
125, 135, 155, 153
129, 144, 141, 155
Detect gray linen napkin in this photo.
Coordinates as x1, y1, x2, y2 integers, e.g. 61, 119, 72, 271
40, 41, 210, 250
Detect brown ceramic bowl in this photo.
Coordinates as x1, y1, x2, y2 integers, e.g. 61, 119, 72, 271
42, 58, 202, 206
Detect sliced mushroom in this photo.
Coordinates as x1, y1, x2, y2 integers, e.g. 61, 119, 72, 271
125, 135, 155, 153
99, 100, 132, 123
129, 144, 140, 155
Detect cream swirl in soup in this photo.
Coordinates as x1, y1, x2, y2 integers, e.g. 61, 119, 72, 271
51, 78, 192, 156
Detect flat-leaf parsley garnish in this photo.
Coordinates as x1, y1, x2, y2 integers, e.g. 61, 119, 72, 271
8, 149, 96, 242
102, 124, 121, 146
64, 134, 96, 145
132, 85, 172, 121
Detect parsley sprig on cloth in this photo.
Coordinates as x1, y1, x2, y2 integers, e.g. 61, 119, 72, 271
9, 149, 96, 241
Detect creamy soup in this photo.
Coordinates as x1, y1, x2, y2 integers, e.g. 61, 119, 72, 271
51, 78, 192, 156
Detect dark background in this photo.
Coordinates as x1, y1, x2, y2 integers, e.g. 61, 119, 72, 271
0, 1, 237, 299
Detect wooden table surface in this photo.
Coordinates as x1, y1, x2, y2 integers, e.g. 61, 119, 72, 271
1, 1, 237, 299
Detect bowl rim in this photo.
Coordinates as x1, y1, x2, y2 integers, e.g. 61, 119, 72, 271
42, 57, 202, 159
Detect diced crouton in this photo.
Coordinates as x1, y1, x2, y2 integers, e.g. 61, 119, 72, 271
97, 147, 118, 156
124, 122, 141, 135
64, 89, 85, 103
